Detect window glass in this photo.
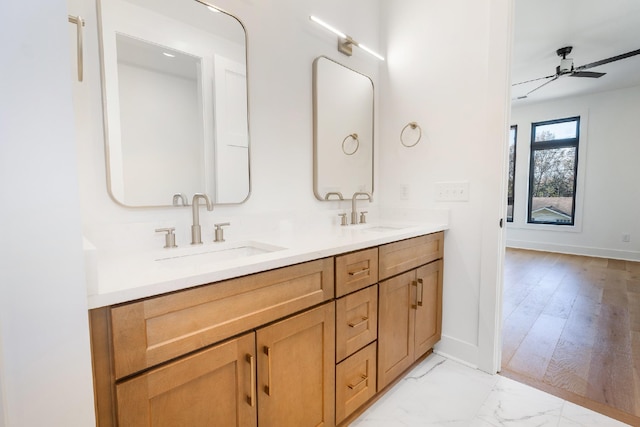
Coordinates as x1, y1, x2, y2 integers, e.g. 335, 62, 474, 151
528, 117, 579, 225
534, 120, 578, 142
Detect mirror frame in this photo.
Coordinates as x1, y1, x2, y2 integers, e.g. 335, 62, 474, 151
96, 0, 252, 208
312, 56, 375, 201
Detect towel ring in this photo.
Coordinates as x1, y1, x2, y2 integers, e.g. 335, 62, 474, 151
342, 133, 360, 155
400, 122, 422, 147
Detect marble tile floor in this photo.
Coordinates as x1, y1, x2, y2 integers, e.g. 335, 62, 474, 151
350, 354, 629, 426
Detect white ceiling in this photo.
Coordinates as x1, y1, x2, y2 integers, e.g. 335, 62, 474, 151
511, 0, 640, 104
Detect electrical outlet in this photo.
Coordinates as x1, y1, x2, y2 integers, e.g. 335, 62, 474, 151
400, 184, 410, 200
622, 233, 631, 243
436, 181, 470, 201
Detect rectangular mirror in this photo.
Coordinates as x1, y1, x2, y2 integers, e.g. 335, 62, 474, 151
313, 56, 374, 201
98, 0, 250, 207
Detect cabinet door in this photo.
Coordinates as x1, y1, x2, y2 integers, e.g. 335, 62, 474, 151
414, 260, 443, 358
257, 302, 335, 427
377, 270, 416, 391
116, 332, 256, 427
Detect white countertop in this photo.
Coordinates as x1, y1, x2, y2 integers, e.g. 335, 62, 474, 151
86, 220, 448, 308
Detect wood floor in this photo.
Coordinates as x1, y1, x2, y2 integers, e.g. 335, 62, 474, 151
501, 248, 640, 426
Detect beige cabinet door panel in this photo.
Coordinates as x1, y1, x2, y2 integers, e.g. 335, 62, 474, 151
414, 260, 443, 358
257, 302, 336, 427
116, 332, 256, 427
377, 270, 415, 391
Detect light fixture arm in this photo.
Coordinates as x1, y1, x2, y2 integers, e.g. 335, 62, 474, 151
310, 15, 384, 61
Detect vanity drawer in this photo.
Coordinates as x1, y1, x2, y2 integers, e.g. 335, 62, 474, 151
378, 232, 443, 280
335, 247, 378, 297
335, 342, 377, 425
110, 258, 334, 379
336, 285, 378, 362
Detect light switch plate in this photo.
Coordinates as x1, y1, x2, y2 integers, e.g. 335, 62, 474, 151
436, 181, 470, 201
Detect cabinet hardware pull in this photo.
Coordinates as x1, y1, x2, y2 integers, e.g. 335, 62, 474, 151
411, 280, 418, 309
246, 354, 255, 407
348, 268, 369, 277
264, 346, 272, 396
417, 278, 424, 307
67, 15, 85, 82
347, 374, 368, 390
348, 316, 369, 328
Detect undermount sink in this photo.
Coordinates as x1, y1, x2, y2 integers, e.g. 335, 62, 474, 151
155, 240, 286, 268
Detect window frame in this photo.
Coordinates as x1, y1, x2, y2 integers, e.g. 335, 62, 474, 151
507, 125, 517, 222
527, 116, 580, 226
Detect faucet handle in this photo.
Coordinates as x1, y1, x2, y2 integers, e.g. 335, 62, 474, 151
155, 227, 177, 248
214, 222, 231, 242
359, 211, 368, 224
338, 213, 348, 226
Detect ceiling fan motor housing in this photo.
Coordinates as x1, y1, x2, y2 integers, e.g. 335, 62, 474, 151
559, 58, 573, 73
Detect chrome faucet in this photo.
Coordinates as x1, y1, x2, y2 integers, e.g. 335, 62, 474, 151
191, 193, 213, 245
351, 192, 372, 224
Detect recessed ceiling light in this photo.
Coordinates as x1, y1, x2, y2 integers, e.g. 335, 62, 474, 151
163, 52, 176, 58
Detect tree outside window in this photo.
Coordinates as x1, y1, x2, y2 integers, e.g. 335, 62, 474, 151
528, 117, 579, 225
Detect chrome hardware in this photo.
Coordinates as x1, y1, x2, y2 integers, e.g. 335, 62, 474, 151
264, 346, 272, 396
338, 213, 348, 226
351, 192, 372, 225
348, 316, 368, 328
325, 192, 344, 200
155, 227, 177, 248
68, 15, 85, 82
214, 222, 230, 242
191, 193, 213, 245
172, 193, 189, 206
347, 374, 368, 390
246, 354, 255, 407
359, 211, 368, 224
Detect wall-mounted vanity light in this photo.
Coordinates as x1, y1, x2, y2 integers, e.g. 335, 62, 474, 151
309, 15, 385, 61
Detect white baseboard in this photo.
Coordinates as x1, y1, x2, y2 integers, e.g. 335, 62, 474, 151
433, 335, 479, 370
506, 239, 640, 261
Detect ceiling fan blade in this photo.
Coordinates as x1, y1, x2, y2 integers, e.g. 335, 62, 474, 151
570, 71, 606, 78
574, 48, 640, 71
524, 75, 559, 97
512, 74, 556, 86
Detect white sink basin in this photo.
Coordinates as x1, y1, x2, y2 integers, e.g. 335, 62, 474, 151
155, 240, 286, 268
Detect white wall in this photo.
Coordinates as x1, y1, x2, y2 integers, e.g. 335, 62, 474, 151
508, 85, 640, 261
0, 1, 96, 425
378, 0, 512, 371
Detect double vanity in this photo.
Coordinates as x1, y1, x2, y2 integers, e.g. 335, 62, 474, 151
80, 0, 447, 425
88, 222, 446, 426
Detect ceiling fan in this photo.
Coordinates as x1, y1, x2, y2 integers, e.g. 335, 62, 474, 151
513, 45, 640, 99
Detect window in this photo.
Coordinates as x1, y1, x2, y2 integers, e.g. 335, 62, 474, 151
507, 126, 517, 222
528, 117, 579, 225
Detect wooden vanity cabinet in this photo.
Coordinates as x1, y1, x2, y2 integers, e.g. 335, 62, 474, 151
377, 234, 444, 391
116, 332, 257, 427
256, 302, 335, 427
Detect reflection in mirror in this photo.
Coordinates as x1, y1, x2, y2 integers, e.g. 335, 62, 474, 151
313, 56, 374, 201
98, 0, 250, 207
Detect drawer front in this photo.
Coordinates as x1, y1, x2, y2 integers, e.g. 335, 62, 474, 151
335, 247, 378, 297
378, 232, 443, 280
110, 258, 334, 379
336, 285, 378, 362
335, 342, 377, 425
